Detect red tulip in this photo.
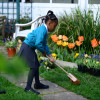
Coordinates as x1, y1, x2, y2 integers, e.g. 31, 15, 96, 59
91, 39, 98, 48
78, 36, 84, 42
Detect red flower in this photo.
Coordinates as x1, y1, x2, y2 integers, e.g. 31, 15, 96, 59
78, 36, 84, 42
91, 39, 98, 48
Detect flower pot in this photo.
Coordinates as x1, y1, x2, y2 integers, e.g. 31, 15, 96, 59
91, 69, 100, 76
88, 67, 95, 75
7, 48, 16, 57
78, 64, 88, 73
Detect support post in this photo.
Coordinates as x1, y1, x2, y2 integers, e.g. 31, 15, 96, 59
78, 0, 88, 12
16, 0, 20, 23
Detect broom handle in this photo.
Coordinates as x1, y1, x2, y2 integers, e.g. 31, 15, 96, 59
46, 56, 69, 75
54, 61, 69, 75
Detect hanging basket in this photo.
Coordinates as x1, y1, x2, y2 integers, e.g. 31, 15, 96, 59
7, 48, 16, 57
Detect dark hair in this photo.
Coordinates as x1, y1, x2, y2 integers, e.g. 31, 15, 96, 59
44, 10, 58, 23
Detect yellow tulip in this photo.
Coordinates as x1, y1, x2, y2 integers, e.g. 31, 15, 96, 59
57, 40, 62, 45
52, 53, 57, 59
62, 42, 68, 47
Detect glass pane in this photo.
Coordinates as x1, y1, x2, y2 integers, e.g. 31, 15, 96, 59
89, 0, 100, 4
32, 0, 49, 3
52, 0, 78, 3
74, 0, 78, 3
53, 0, 71, 3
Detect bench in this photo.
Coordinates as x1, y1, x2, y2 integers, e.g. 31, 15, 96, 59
13, 16, 45, 40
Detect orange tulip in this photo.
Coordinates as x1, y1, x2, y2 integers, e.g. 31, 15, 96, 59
78, 36, 84, 42
75, 41, 82, 46
99, 41, 100, 45
52, 37, 58, 42
91, 39, 98, 48
51, 35, 57, 39
68, 43, 75, 49
62, 35, 69, 41
57, 40, 62, 45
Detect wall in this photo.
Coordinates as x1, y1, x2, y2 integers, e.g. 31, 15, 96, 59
0, 0, 100, 20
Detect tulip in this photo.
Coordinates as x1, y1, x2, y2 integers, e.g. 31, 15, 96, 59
51, 35, 57, 39
91, 39, 98, 48
62, 42, 68, 47
52, 53, 57, 59
99, 41, 100, 45
62, 35, 69, 41
58, 35, 62, 39
75, 41, 82, 46
78, 36, 84, 42
57, 40, 62, 45
51, 35, 58, 42
68, 43, 75, 49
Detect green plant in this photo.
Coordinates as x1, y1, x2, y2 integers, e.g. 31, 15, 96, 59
48, 8, 100, 54
5, 40, 17, 48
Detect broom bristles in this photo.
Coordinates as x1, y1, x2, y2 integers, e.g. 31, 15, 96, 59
68, 73, 80, 85
70, 79, 80, 85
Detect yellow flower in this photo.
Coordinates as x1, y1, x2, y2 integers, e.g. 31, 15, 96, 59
45, 62, 48, 65
58, 35, 62, 39
18, 39, 22, 44
47, 67, 50, 70
85, 60, 88, 63
19, 44, 22, 47
57, 40, 62, 45
85, 54, 88, 58
74, 53, 79, 58
62, 42, 68, 47
96, 61, 99, 64
52, 53, 57, 59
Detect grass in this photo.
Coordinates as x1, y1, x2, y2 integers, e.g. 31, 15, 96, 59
0, 75, 42, 100
39, 66, 100, 100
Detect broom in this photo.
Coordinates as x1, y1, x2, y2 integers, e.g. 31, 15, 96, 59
47, 56, 80, 85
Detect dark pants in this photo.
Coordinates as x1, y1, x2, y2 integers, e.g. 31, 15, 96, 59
18, 42, 40, 89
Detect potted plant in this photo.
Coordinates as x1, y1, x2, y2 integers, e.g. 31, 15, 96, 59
5, 40, 17, 57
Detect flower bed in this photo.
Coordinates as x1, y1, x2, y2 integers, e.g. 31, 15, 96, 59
47, 9, 100, 76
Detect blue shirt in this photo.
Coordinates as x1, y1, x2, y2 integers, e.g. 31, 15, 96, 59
24, 24, 51, 55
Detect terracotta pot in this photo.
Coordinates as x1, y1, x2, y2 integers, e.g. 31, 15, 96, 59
7, 48, 16, 57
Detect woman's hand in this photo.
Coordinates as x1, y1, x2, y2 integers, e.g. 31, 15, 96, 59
48, 54, 55, 63
42, 51, 46, 57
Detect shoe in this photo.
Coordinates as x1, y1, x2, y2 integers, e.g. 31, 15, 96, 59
34, 83, 49, 89
24, 88, 40, 95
